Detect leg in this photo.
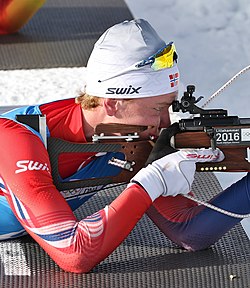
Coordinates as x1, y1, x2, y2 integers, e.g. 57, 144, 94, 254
147, 173, 250, 251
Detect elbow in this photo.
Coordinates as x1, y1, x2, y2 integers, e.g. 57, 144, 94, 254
50, 251, 99, 273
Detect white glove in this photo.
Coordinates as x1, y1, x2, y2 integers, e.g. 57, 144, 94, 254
130, 148, 224, 201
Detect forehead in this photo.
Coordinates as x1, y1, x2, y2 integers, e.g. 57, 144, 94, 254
137, 91, 178, 104
156, 91, 178, 102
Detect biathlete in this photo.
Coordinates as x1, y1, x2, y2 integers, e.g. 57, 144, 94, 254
0, 19, 249, 273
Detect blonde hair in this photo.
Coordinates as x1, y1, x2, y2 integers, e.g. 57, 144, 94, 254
75, 92, 101, 110
75, 91, 135, 111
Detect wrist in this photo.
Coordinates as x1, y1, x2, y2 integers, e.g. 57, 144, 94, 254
131, 166, 165, 201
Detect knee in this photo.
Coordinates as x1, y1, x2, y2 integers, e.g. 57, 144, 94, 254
175, 234, 214, 252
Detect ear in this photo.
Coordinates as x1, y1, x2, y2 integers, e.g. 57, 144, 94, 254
103, 98, 118, 116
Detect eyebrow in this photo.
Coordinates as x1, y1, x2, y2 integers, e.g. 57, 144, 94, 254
157, 99, 176, 105
155, 93, 178, 106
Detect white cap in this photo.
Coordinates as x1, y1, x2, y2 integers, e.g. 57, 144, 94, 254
86, 19, 179, 99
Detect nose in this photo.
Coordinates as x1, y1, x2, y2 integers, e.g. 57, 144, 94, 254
159, 107, 171, 129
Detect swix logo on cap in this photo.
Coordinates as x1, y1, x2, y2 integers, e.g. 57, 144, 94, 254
106, 85, 142, 95
169, 73, 179, 88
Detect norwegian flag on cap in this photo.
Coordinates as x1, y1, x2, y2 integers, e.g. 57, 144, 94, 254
169, 73, 179, 88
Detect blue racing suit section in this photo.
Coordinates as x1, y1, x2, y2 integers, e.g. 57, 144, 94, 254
60, 151, 125, 211
146, 173, 250, 251
0, 196, 27, 240
61, 152, 125, 182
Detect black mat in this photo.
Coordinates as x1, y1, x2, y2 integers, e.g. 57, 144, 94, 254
0, 0, 133, 70
1, 173, 250, 288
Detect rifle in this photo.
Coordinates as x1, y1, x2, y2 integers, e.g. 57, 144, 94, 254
172, 85, 250, 172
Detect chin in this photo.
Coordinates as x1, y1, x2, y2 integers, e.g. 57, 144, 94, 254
139, 127, 159, 140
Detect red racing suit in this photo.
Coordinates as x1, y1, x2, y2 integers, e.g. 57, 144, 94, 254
0, 98, 249, 273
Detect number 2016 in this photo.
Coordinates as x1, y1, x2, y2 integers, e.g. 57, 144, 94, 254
216, 132, 240, 142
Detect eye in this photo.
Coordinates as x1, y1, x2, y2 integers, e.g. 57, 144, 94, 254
153, 107, 161, 112
153, 105, 168, 112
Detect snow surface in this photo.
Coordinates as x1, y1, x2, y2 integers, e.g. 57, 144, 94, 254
0, 0, 249, 236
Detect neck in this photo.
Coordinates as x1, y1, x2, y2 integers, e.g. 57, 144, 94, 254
81, 107, 115, 141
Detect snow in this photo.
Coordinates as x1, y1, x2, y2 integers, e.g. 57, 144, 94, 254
0, 67, 87, 105
0, 0, 250, 237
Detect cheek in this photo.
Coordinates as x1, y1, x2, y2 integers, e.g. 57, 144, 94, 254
123, 109, 158, 125
159, 108, 171, 128
121, 103, 161, 126
133, 105, 159, 118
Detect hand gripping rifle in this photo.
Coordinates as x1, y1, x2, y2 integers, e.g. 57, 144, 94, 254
172, 85, 250, 172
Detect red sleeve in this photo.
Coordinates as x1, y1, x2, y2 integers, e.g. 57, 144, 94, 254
0, 118, 152, 272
